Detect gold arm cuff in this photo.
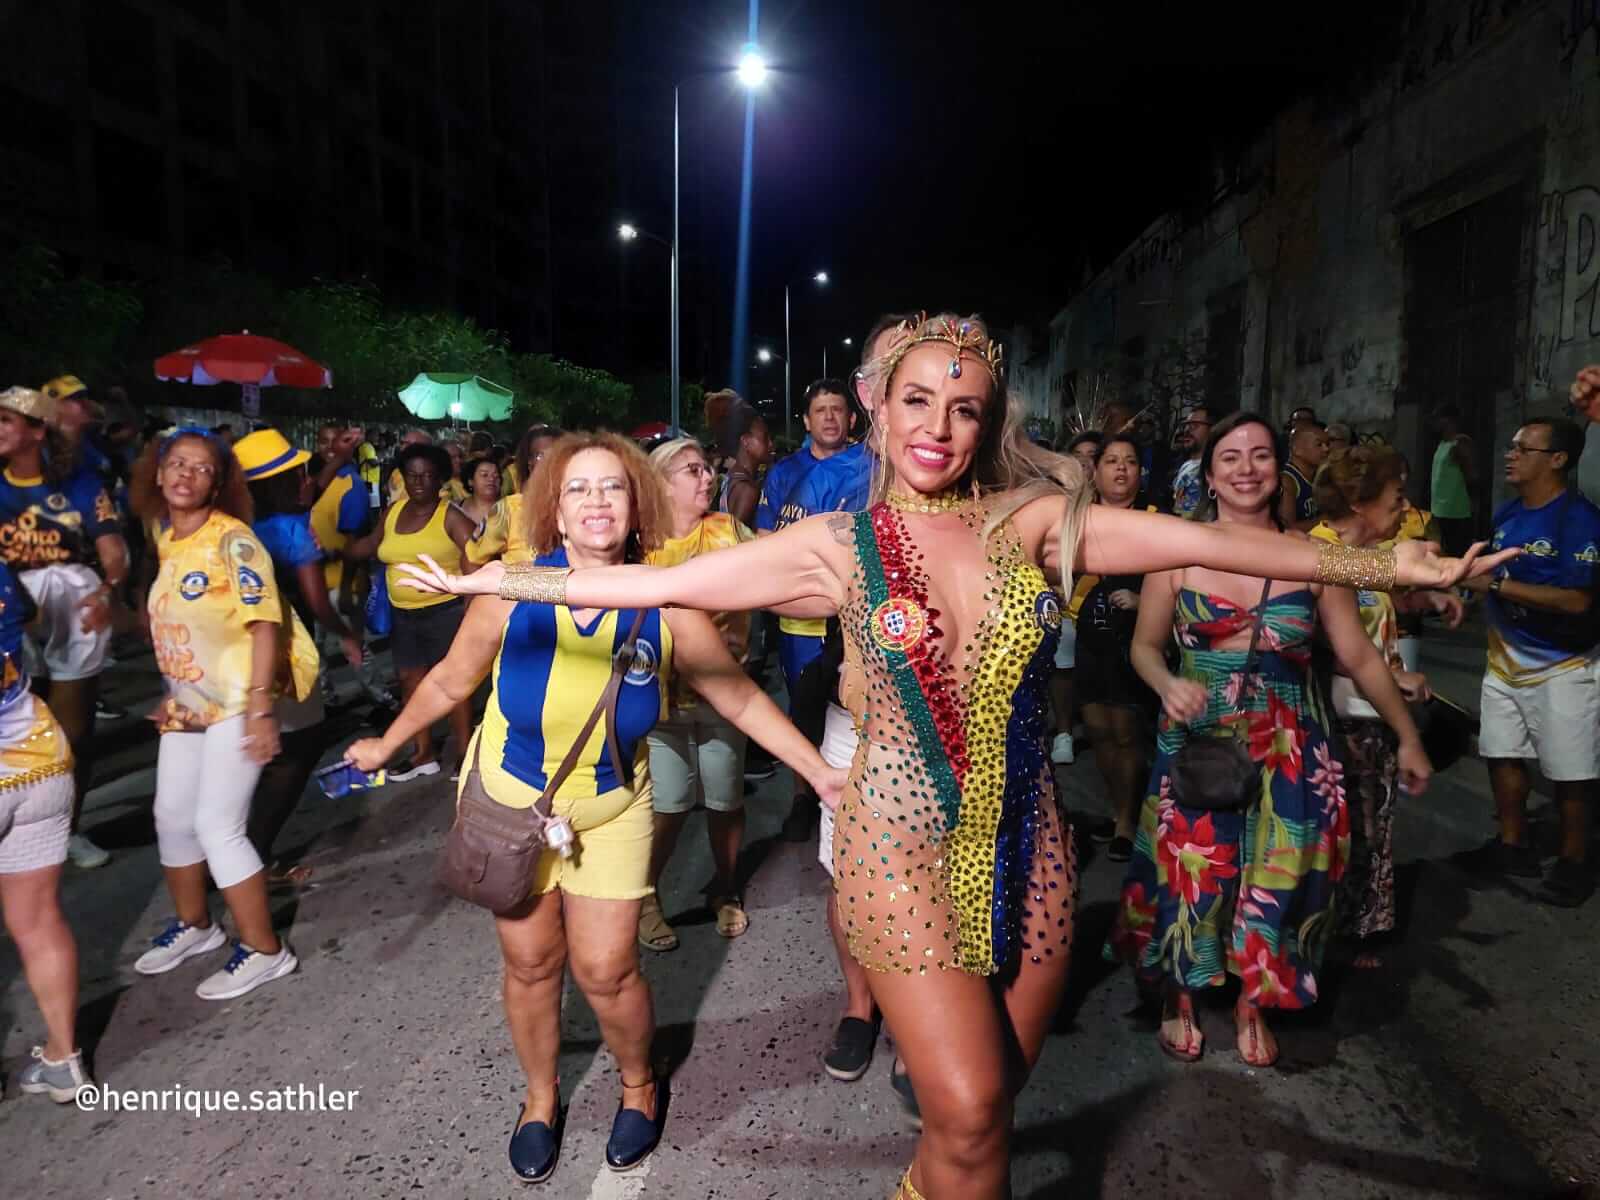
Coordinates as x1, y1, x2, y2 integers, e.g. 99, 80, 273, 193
1312, 542, 1396, 592
498, 566, 571, 605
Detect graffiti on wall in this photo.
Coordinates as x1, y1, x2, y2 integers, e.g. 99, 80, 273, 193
1541, 186, 1600, 344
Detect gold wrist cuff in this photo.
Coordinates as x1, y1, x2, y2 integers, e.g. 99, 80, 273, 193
1313, 542, 1396, 592
499, 565, 571, 605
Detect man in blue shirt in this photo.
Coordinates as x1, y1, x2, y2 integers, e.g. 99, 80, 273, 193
1460, 417, 1600, 907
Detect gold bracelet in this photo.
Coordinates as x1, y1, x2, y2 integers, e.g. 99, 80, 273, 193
1312, 542, 1397, 591
498, 565, 571, 605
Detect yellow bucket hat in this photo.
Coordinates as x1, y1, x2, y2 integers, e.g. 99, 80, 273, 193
234, 428, 311, 481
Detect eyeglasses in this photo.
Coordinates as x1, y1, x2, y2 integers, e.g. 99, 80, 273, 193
162, 456, 215, 478
562, 477, 629, 499
1506, 442, 1555, 455
673, 462, 712, 478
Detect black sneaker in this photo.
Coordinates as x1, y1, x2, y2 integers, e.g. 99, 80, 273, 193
823, 1017, 877, 1082
94, 699, 127, 722
1538, 858, 1594, 908
1457, 837, 1543, 880
781, 797, 817, 843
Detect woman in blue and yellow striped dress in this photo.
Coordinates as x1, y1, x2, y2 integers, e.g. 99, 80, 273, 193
346, 432, 844, 1186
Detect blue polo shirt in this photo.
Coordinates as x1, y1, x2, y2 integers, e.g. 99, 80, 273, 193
755, 446, 826, 533
1486, 488, 1600, 685
790, 441, 873, 517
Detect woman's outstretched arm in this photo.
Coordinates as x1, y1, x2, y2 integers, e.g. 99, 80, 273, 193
1075, 504, 1518, 590
398, 514, 850, 615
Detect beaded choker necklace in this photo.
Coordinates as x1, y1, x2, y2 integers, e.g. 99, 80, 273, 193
885, 489, 970, 514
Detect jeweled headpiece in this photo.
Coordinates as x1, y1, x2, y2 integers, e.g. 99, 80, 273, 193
877, 312, 1004, 387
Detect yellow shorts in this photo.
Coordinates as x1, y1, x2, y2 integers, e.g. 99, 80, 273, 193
461, 728, 655, 901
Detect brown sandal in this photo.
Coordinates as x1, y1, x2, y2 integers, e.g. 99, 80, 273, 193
1157, 991, 1204, 1063
712, 895, 749, 938
636, 894, 678, 952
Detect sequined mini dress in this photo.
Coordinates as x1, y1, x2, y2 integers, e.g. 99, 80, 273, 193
832, 503, 1076, 978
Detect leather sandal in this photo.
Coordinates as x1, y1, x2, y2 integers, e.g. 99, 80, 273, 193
1157, 992, 1203, 1063
636, 894, 678, 953
712, 894, 749, 938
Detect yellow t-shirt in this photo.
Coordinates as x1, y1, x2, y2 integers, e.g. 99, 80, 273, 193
647, 513, 753, 708
387, 467, 406, 506
1310, 521, 1401, 671
502, 462, 523, 498
443, 478, 469, 505
149, 511, 283, 730
309, 468, 360, 592
466, 492, 532, 566
378, 497, 463, 609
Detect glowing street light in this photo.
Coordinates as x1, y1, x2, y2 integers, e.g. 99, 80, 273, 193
618, 223, 639, 242
756, 347, 776, 364
842, 337, 853, 346
736, 47, 768, 89
813, 271, 829, 286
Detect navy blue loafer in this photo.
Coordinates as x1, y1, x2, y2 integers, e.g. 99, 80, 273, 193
604, 1076, 670, 1172
508, 1098, 564, 1183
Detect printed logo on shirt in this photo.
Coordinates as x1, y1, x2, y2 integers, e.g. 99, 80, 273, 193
44, 492, 68, 512
624, 637, 660, 686
178, 571, 210, 600
1033, 590, 1062, 634
237, 566, 266, 606
1490, 530, 1505, 551
1523, 538, 1558, 558
1575, 542, 1600, 564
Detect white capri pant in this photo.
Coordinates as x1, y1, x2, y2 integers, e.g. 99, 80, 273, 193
1053, 616, 1078, 670
0, 771, 73, 874
154, 716, 265, 888
818, 702, 859, 878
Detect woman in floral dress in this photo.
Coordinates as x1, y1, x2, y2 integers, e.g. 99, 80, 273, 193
1109, 413, 1432, 1067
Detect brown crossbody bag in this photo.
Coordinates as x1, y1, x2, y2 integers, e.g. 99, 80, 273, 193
437, 609, 646, 913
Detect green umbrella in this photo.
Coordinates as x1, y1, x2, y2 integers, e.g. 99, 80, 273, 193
397, 372, 515, 422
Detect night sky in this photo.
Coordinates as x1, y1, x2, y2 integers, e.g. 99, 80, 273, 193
606, 1, 1405, 396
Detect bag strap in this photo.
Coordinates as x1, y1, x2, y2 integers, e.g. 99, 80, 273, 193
534, 607, 648, 817
1239, 577, 1274, 700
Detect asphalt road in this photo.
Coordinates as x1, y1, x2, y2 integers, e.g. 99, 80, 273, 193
0, 633, 1595, 1199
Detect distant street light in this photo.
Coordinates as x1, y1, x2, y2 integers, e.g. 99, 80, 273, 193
842, 337, 853, 346
737, 46, 769, 89
813, 271, 829, 285
618, 223, 639, 242
756, 347, 778, 364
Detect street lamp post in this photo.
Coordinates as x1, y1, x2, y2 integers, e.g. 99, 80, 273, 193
783, 269, 829, 441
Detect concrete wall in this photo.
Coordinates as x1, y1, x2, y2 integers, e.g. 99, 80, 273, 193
1046, 0, 1600, 510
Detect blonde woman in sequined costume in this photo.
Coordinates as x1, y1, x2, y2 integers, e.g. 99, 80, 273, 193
399, 315, 1516, 1200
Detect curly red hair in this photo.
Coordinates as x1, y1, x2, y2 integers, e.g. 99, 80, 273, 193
130, 432, 255, 528
522, 431, 670, 562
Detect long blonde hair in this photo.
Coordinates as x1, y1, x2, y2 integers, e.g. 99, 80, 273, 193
863, 312, 1092, 596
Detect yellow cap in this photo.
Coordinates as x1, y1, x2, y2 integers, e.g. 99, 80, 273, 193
234, 428, 311, 481
41, 375, 88, 403
0, 387, 56, 422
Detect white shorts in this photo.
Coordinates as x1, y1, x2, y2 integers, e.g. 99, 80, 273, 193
818, 702, 858, 878
1054, 616, 1077, 670
20, 564, 111, 682
1478, 660, 1600, 781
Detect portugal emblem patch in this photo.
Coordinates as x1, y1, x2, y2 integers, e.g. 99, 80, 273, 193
869, 597, 927, 653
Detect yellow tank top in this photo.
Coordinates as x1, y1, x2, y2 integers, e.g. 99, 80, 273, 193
379, 497, 462, 609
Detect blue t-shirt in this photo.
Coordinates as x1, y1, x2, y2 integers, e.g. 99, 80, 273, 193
254, 512, 323, 573
0, 561, 35, 713
790, 441, 873, 517
756, 447, 827, 532
1486, 489, 1600, 685
0, 463, 122, 570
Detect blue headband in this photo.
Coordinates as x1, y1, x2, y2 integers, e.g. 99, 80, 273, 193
158, 424, 229, 472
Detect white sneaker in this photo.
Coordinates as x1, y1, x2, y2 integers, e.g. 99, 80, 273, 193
196, 941, 298, 1001
1050, 733, 1075, 765
389, 760, 441, 782
134, 918, 226, 975
67, 834, 110, 869
17, 1045, 92, 1103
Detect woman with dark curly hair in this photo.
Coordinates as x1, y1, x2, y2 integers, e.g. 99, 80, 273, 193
460, 455, 502, 529
126, 427, 314, 1000
347, 431, 845, 1184
351, 442, 476, 779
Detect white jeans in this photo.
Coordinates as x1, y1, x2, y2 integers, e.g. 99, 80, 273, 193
818, 703, 859, 878
155, 716, 265, 888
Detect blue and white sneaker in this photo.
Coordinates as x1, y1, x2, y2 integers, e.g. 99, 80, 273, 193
195, 941, 298, 1001
17, 1046, 92, 1103
134, 918, 226, 975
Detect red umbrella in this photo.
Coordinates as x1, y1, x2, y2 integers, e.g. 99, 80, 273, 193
631, 420, 670, 440
154, 331, 332, 390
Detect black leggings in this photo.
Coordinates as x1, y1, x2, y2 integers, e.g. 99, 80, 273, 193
246, 725, 325, 866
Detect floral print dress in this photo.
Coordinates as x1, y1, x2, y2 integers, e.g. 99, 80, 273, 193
1107, 587, 1350, 1009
